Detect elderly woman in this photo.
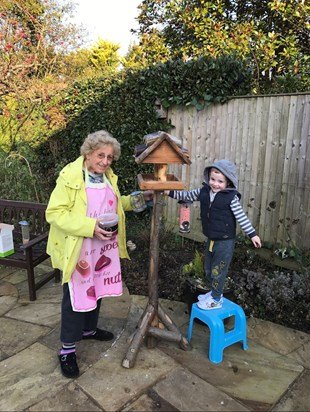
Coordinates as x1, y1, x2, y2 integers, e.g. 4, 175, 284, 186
46, 130, 150, 378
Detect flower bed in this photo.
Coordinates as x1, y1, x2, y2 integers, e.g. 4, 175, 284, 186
123, 213, 310, 333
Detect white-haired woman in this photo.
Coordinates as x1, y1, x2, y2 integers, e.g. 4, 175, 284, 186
46, 130, 151, 378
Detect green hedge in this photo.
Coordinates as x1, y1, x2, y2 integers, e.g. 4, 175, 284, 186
34, 55, 251, 198
0, 54, 251, 201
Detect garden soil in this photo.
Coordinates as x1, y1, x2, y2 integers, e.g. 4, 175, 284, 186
122, 218, 309, 334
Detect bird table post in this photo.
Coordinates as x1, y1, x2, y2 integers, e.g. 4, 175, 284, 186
122, 132, 191, 369
147, 163, 167, 348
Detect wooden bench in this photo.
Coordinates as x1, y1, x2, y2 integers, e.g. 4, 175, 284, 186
0, 199, 61, 301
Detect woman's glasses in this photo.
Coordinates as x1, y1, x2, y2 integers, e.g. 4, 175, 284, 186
97, 153, 114, 163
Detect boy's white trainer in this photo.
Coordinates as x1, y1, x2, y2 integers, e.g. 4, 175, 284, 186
197, 295, 223, 310
197, 291, 212, 301
198, 291, 223, 301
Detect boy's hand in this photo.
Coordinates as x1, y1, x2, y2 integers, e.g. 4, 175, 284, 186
251, 235, 262, 248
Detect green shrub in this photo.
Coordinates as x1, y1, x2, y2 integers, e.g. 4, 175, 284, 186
233, 268, 310, 333
0, 151, 41, 202
1, 54, 252, 199
31, 54, 251, 196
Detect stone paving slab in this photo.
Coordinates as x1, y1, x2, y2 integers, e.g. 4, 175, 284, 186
0, 317, 51, 360
0, 295, 18, 316
3, 263, 59, 301
130, 295, 308, 411
76, 297, 180, 411
5, 265, 56, 284
2, 268, 28, 285
77, 331, 179, 411
157, 299, 190, 328
19, 281, 63, 304
100, 284, 132, 320
0, 266, 17, 280
121, 390, 178, 411
123, 295, 147, 332
0, 280, 19, 316
0, 280, 18, 297
5, 301, 61, 327
247, 317, 310, 355
153, 366, 249, 411
27, 382, 102, 411
0, 276, 309, 412
271, 369, 310, 412
287, 339, 310, 369
0, 342, 70, 411
158, 324, 304, 410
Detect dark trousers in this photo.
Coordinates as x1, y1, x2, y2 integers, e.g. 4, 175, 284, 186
204, 238, 235, 300
60, 283, 101, 343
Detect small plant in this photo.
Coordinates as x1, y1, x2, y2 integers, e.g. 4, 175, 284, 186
274, 246, 306, 266
182, 250, 235, 291
182, 250, 204, 278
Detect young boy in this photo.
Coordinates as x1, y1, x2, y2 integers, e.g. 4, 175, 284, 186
166, 159, 261, 310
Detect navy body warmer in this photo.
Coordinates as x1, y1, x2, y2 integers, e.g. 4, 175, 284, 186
199, 184, 241, 240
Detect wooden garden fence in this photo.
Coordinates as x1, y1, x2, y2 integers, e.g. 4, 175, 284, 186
164, 93, 310, 252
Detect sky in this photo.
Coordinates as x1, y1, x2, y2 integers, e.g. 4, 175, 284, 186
72, 0, 142, 55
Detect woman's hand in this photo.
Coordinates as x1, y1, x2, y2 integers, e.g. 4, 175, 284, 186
93, 221, 113, 240
143, 190, 153, 201
251, 235, 262, 248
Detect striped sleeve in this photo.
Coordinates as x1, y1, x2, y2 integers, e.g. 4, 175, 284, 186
168, 188, 201, 202
230, 195, 256, 237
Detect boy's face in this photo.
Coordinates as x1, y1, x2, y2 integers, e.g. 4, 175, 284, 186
209, 169, 228, 192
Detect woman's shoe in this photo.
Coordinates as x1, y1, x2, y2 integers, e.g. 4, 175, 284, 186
58, 352, 79, 378
82, 328, 114, 341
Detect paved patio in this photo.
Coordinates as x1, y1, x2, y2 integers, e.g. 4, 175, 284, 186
0, 261, 309, 411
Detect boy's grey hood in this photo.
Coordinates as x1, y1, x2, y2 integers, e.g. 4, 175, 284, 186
204, 159, 238, 188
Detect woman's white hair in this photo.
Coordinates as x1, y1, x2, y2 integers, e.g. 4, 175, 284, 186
80, 130, 121, 160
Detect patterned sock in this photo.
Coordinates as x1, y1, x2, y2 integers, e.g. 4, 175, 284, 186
82, 330, 96, 337
59, 342, 76, 355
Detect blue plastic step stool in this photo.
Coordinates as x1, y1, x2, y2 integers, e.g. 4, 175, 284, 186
187, 298, 248, 364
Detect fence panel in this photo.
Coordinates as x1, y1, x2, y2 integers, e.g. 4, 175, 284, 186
164, 93, 310, 251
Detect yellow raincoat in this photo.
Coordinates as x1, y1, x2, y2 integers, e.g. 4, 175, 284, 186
46, 156, 132, 284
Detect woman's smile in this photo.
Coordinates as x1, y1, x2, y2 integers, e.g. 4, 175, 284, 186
86, 145, 114, 174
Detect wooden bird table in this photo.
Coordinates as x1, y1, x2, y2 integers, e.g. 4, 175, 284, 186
122, 162, 190, 369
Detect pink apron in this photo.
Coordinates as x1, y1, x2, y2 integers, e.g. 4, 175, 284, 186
69, 173, 122, 312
